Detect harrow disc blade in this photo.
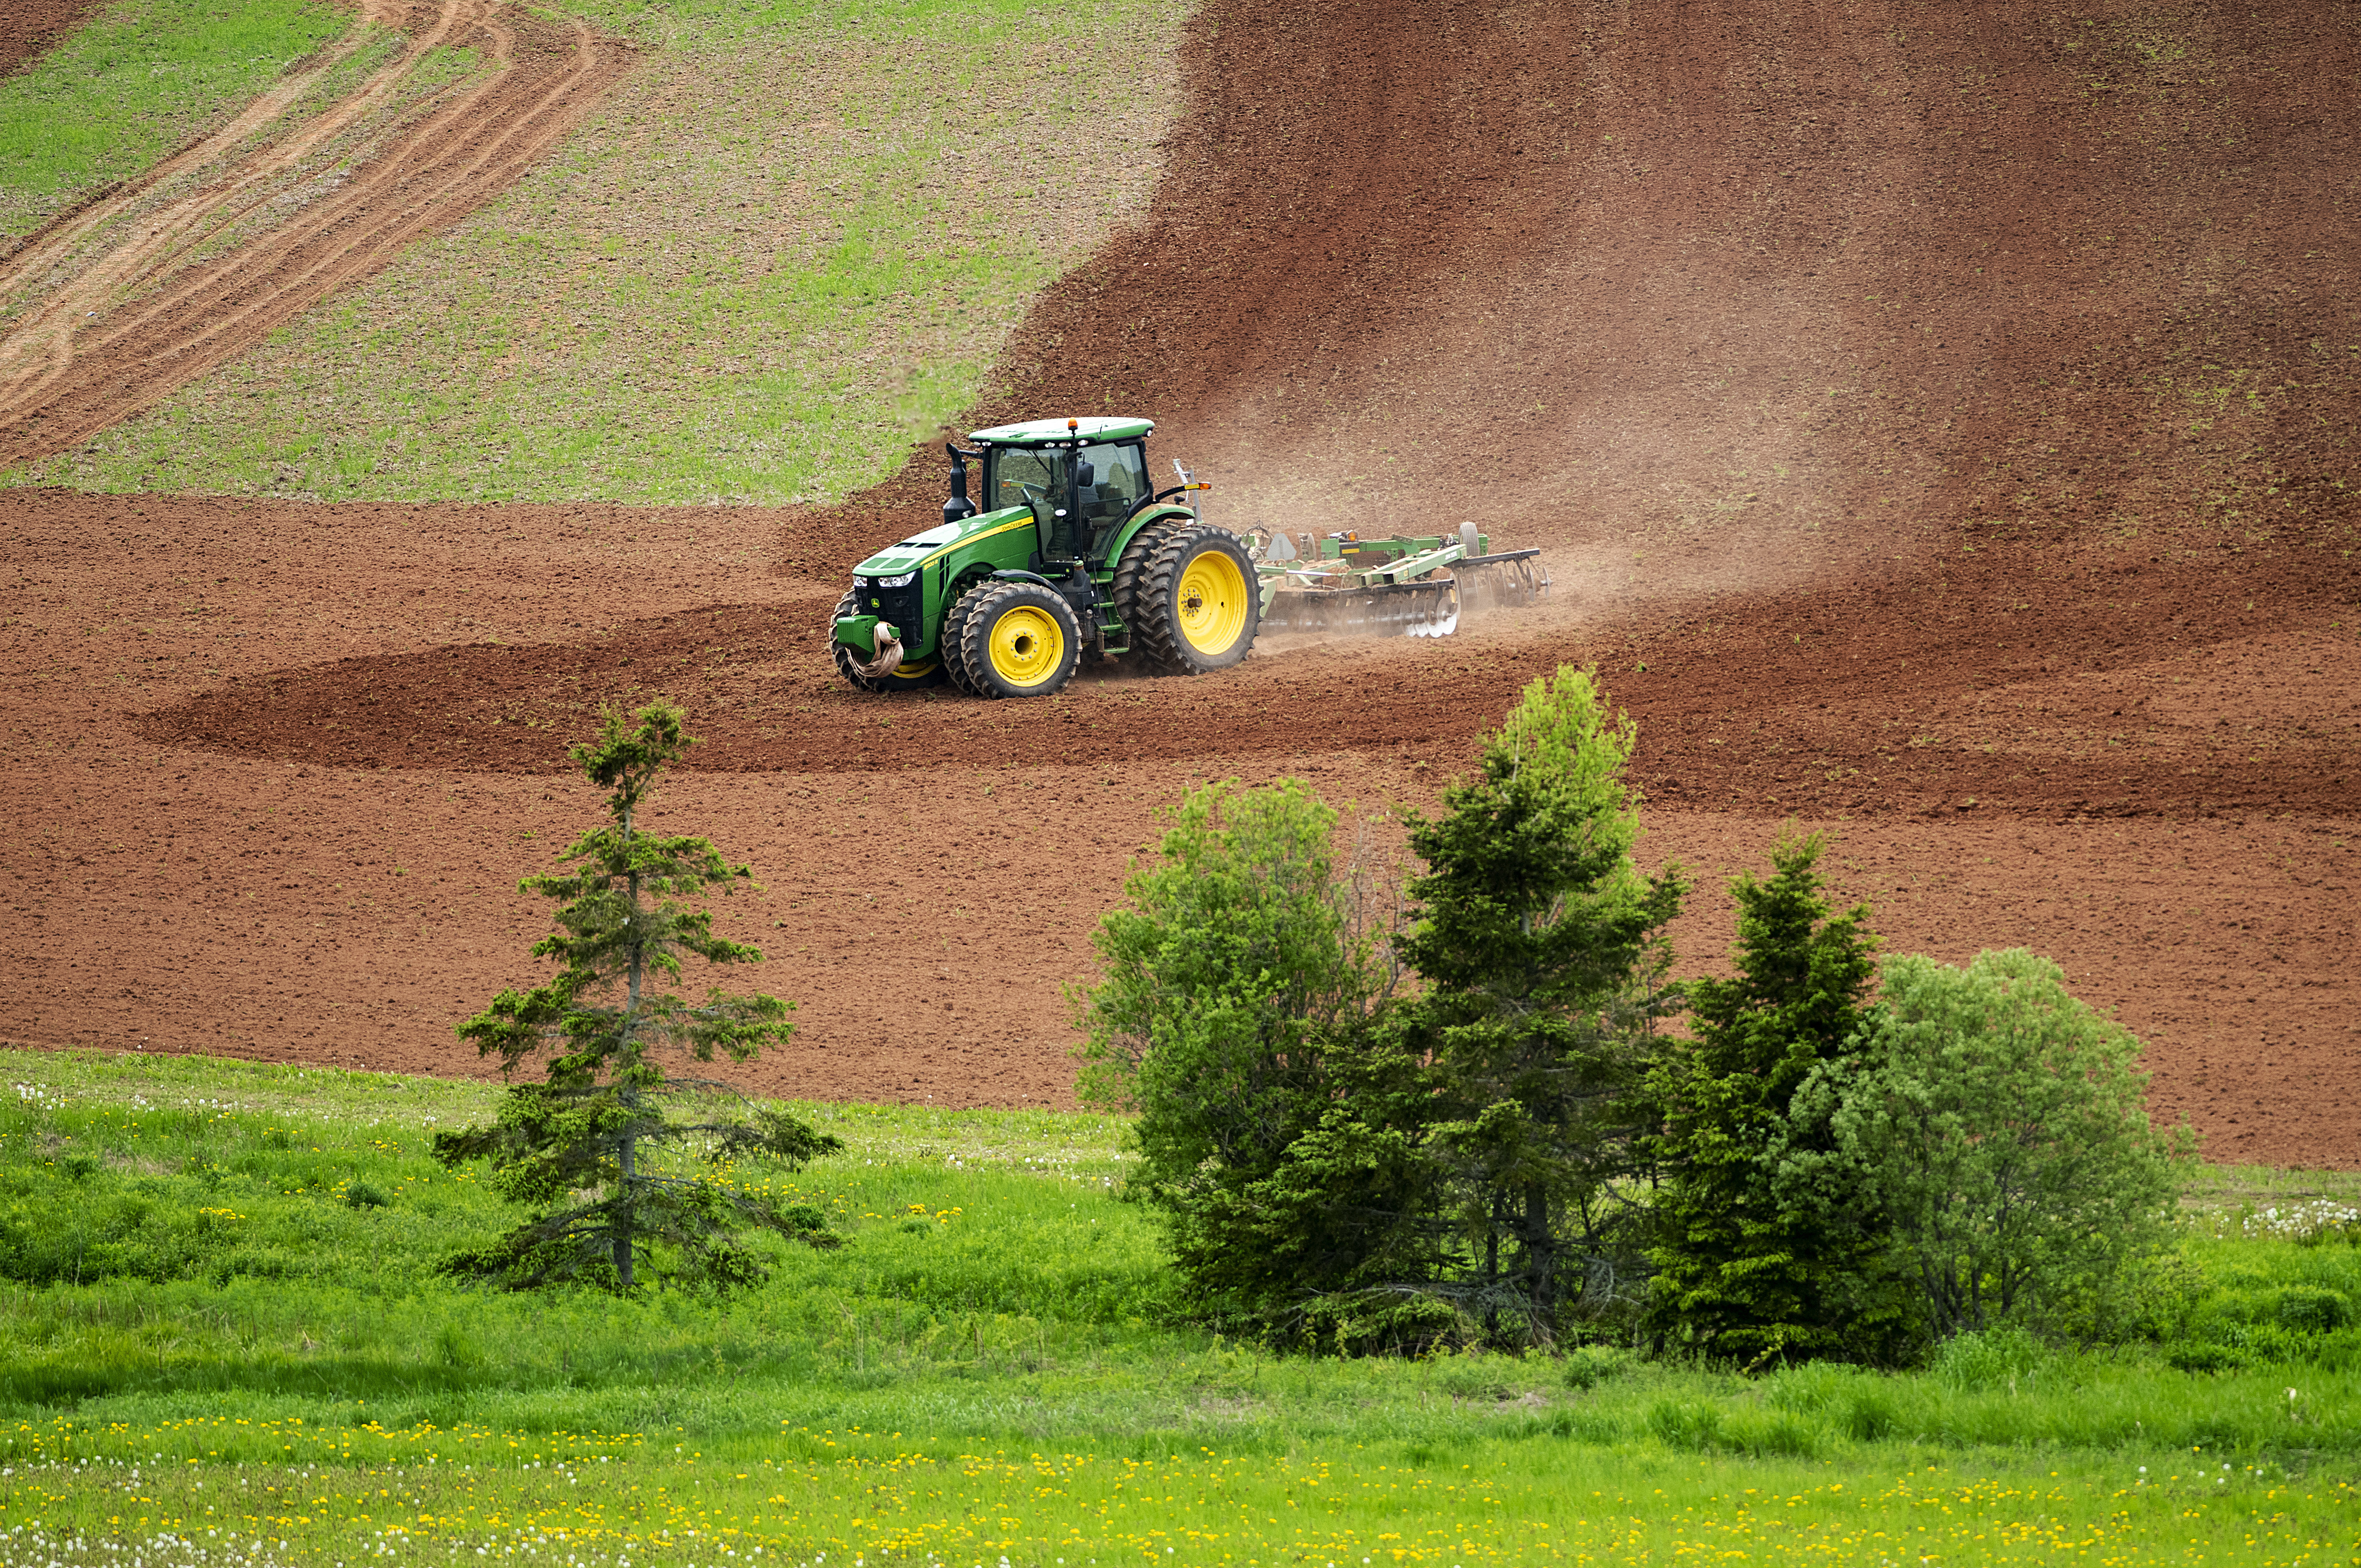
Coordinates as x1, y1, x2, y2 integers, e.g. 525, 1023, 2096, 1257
1263, 579, 1459, 638
1453, 549, 1551, 616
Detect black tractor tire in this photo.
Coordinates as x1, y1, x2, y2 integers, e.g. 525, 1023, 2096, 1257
954, 580, 1083, 700
1130, 523, 1261, 675
1111, 514, 1190, 648
940, 580, 994, 695
831, 589, 947, 693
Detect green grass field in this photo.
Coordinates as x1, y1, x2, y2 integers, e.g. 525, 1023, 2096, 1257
2, 1047, 2358, 1566
0, 0, 356, 239
6, 0, 1190, 507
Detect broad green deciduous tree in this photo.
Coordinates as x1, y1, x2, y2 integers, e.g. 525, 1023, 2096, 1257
1073, 779, 1410, 1324
1796, 948, 2194, 1341
433, 701, 841, 1294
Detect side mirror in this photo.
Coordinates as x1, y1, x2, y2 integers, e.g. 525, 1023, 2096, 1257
1073, 459, 1095, 489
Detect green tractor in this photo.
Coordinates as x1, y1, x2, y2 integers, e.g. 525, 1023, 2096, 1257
830, 416, 1255, 699
830, 414, 1551, 698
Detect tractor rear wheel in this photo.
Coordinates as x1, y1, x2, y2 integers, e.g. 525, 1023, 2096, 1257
1131, 524, 1260, 674
1111, 515, 1186, 644
831, 589, 946, 693
954, 581, 1082, 699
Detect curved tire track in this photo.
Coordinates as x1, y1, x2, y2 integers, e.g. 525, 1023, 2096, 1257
0, 0, 634, 464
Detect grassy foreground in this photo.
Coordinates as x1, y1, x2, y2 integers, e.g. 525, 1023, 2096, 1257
2, 1047, 2358, 1566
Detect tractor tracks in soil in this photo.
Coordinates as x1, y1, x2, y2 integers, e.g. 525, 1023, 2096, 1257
0, 0, 634, 466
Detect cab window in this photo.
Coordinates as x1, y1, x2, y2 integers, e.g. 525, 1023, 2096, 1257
986, 447, 1061, 513
1076, 441, 1150, 533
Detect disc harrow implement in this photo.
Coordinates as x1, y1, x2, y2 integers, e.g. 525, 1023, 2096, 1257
1250, 524, 1551, 639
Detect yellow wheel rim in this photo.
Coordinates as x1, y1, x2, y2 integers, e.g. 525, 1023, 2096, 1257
1176, 548, 1249, 655
987, 605, 1064, 688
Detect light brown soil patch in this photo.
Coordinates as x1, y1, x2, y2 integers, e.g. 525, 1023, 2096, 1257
4, 0, 2359, 1167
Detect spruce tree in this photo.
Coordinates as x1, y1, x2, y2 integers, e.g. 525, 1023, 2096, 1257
1393, 666, 1684, 1339
1642, 829, 1886, 1364
433, 700, 841, 1293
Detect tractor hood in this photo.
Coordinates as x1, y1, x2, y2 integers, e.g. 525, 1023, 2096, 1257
850, 505, 1034, 578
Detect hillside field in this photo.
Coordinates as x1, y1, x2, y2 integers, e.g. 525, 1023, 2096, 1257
0, 0, 2358, 1560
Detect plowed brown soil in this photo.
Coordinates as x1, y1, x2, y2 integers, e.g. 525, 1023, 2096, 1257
5, 0, 2359, 1165
0, 0, 634, 464
0, 0, 103, 78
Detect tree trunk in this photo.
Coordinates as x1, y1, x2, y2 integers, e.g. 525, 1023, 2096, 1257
1522, 1180, 1556, 1335
614, 795, 642, 1291
1483, 1193, 1502, 1338
615, 1128, 635, 1289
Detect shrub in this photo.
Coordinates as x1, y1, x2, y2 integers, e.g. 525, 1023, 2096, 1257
2268, 1285, 2352, 1334
1793, 949, 2195, 1344
1561, 1344, 1632, 1390
2165, 1341, 2245, 1374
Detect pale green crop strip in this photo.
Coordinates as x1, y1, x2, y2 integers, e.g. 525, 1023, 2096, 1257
0, 0, 353, 240
10, 0, 1192, 507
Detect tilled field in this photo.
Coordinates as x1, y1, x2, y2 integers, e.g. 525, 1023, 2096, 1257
3, 0, 2357, 1164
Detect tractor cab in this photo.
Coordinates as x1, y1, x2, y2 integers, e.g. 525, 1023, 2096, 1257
964, 417, 1156, 566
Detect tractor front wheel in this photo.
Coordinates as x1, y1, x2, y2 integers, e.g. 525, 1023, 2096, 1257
941, 580, 992, 695
832, 590, 946, 693
1132, 524, 1260, 674
953, 581, 1082, 699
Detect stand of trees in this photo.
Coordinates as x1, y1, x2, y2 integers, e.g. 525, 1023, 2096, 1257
1078, 666, 2192, 1364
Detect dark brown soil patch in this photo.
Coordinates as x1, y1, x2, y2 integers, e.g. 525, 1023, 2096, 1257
0, 0, 105, 78
143, 530, 2360, 826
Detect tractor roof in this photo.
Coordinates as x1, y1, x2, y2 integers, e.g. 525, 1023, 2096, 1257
969, 415, 1154, 447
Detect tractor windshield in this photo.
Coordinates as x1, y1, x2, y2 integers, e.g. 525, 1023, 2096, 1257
985, 441, 1151, 560
986, 446, 1064, 516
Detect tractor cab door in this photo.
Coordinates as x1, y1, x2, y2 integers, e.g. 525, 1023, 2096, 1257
987, 440, 1154, 563
1074, 440, 1150, 554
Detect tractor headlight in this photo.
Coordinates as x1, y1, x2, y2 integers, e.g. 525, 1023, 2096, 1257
873, 570, 918, 589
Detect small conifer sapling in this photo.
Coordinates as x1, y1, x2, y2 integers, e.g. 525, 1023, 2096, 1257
433, 700, 842, 1293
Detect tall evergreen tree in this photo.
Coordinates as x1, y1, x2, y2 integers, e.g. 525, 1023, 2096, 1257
1393, 666, 1684, 1340
433, 701, 841, 1293
1642, 829, 1888, 1364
